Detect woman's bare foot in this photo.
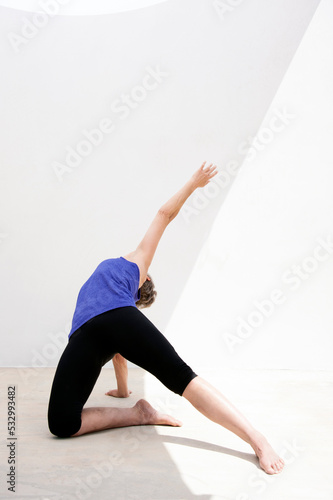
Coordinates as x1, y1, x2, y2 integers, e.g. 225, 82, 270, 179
251, 432, 285, 474
134, 399, 183, 427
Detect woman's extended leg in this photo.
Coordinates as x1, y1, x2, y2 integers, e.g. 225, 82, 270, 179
182, 376, 284, 474
107, 307, 284, 475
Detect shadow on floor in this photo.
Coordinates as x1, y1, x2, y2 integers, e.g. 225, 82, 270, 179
157, 434, 260, 470
1, 367, 214, 499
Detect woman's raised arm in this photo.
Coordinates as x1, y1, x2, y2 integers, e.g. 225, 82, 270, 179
125, 161, 218, 284
159, 161, 218, 222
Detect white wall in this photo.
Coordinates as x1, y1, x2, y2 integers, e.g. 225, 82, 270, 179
0, 0, 320, 366
0, 0, 170, 15
165, 0, 333, 371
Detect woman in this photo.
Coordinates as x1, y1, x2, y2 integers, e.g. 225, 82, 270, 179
47, 162, 284, 475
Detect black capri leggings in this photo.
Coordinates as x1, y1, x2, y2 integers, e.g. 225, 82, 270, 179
48, 306, 198, 438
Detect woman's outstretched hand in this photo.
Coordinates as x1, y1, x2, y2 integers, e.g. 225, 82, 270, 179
191, 161, 218, 188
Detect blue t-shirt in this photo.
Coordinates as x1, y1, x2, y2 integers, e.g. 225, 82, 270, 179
68, 256, 141, 338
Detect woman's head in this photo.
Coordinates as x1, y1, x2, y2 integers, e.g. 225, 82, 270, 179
136, 274, 157, 309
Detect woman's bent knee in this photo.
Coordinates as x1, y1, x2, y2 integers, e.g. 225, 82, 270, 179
166, 369, 198, 396
179, 373, 199, 396
48, 412, 81, 438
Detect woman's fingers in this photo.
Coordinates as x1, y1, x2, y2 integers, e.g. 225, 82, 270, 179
105, 389, 118, 395
105, 389, 116, 396
200, 161, 218, 174
105, 389, 132, 398
203, 162, 217, 172
194, 162, 218, 187
205, 164, 218, 176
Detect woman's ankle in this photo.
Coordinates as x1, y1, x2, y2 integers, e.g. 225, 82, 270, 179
248, 430, 268, 454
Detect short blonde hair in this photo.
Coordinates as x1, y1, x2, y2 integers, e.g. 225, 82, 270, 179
136, 274, 157, 309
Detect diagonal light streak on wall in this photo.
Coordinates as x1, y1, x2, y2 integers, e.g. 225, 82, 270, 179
165, 0, 333, 372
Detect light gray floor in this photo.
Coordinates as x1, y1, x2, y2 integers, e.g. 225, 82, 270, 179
0, 367, 332, 499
